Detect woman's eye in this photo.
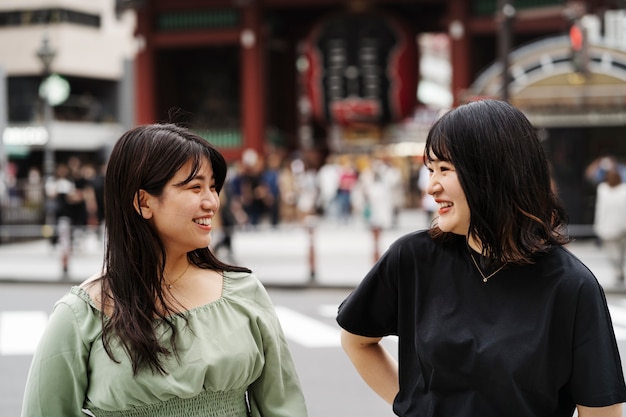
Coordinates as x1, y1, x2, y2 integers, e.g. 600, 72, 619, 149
440, 163, 455, 172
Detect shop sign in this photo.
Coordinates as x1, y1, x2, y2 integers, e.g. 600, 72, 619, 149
3, 127, 48, 146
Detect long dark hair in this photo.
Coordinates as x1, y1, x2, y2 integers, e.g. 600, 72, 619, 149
425, 99, 570, 265
99, 123, 250, 375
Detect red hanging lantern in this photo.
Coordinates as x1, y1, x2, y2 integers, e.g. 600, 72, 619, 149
304, 11, 418, 127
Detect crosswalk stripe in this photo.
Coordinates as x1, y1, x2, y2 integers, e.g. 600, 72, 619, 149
609, 304, 626, 326
274, 306, 341, 348
613, 327, 626, 341
609, 305, 626, 341
0, 311, 48, 356
318, 304, 339, 318
2, 304, 625, 356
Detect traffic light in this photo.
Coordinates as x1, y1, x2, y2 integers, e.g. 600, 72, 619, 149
569, 21, 588, 74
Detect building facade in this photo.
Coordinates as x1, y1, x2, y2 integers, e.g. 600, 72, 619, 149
0, 0, 136, 162
0, 0, 137, 227
127, 0, 626, 231
2, 0, 626, 233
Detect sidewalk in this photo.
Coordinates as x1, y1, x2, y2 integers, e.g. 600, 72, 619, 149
0, 209, 624, 294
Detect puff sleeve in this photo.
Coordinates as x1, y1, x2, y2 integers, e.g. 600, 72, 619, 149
21, 295, 96, 417
247, 284, 308, 417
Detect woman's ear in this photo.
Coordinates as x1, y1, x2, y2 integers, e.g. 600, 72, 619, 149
133, 189, 154, 219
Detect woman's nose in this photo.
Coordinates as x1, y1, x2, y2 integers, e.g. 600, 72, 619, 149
427, 176, 442, 196
201, 193, 219, 210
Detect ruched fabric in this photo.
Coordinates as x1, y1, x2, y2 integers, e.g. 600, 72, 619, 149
86, 388, 248, 417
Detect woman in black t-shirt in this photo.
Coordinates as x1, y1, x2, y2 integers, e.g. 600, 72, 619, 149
337, 99, 626, 417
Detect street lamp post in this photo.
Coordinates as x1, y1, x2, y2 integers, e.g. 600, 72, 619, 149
36, 33, 56, 226
497, 0, 515, 102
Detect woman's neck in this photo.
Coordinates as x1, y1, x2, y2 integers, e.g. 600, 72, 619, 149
467, 235, 482, 253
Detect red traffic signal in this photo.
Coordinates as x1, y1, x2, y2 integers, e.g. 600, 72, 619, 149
569, 24, 584, 51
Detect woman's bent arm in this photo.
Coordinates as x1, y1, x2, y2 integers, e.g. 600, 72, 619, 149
577, 403, 622, 417
340, 329, 399, 404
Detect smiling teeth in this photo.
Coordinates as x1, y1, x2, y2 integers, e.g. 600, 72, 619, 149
194, 218, 211, 226
438, 202, 452, 209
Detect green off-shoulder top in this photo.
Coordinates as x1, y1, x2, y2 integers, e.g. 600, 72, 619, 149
21, 271, 308, 417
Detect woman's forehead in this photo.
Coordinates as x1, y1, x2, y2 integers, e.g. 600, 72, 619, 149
426, 149, 449, 163
175, 157, 213, 179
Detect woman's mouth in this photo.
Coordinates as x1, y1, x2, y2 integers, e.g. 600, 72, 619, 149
193, 218, 212, 226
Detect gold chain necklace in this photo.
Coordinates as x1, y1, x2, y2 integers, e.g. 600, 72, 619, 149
469, 252, 507, 283
165, 262, 191, 289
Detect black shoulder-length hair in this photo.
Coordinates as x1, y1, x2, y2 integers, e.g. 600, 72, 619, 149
99, 123, 250, 375
425, 99, 570, 265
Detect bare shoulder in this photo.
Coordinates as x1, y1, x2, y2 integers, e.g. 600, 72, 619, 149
78, 273, 108, 314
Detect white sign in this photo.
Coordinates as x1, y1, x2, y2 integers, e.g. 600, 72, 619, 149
2, 126, 48, 145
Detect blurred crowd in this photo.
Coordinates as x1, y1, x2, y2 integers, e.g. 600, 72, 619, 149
5, 148, 626, 286
44, 156, 105, 241
0, 149, 433, 247
217, 148, 423, 229
0, 155, 105, 250
211, 147, 428, 259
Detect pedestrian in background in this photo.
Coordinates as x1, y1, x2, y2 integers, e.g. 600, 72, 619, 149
21, 123, 308, 417
593, 166, 626, 285
337, 100, 626, 416
262, 153, 282, 227
418, 162, 437, 227
335, 155, 358, 224
230, 148, 268, 227
586, 155, 626, 185
66, 155, 93, 245
212, 179, 239, 263
90, 162, 107, 236
0, 162, 5, 243
293, 156, 319, 222
44, 163, 74, 239
316, 154, 341, 220
277, 155, 300, 223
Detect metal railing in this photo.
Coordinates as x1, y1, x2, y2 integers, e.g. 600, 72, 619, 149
1, 181, 46, 242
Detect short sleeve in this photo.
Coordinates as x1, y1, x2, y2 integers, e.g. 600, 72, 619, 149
247, 282, 308, 417
570, 280, 626, 406
336, 240, 401, 337
21, 296, 93, 417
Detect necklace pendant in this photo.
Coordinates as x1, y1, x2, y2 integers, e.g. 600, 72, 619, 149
168, 284, 173, 289
469, 250, 506, 283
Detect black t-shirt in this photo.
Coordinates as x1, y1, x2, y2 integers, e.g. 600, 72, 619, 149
337, 231, 626, 417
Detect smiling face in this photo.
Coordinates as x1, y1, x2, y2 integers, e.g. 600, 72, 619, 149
137, 157, 220, 257
426, 152, 471, 238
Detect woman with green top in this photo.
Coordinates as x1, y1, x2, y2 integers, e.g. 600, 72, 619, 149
21, 123, 308, 417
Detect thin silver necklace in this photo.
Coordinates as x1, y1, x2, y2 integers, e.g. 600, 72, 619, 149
469, 252, 507, 283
